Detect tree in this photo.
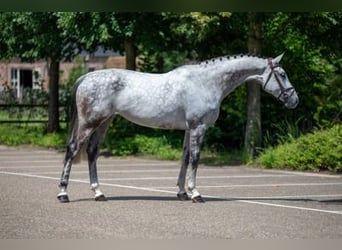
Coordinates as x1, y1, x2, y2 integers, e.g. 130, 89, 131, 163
58, 12, 172, 71
262, 12, 342, 140
244, 12, 264, 159
0, 12, 79, 132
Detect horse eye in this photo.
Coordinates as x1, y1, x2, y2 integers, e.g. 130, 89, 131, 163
279, 72, 286, 78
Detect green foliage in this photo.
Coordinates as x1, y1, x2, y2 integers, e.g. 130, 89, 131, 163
256, 125, 342, 173
108, 135, 181, 160
167, 12, 232, 43
0, 125, 67, 149
262, 12, 342, 133
263, 117, 303, 147
313, 72, 342, 126
0, 12, 66, 61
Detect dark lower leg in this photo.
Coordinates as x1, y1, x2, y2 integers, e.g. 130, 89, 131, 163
60, 142, 77, 186
177, 160, 188, 190
57, 141, 80, 202
177, 150, 190, 200
86, 117, 113, 201
187, 125, 206, 203
87, 142, 106, 201
177, 132, 190, 200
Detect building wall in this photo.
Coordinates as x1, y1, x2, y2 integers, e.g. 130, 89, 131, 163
0, 62, 9, 91
0, 56, 126, 94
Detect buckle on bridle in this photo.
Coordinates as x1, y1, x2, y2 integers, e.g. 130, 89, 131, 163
263, 58, 284, 94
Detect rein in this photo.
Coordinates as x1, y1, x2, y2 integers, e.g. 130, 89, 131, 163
263, 58, 294, 101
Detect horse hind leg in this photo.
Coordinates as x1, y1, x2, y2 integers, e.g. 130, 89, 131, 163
57, 125, 94, 203
86, 117, 113, 201
57, 139, 83, 203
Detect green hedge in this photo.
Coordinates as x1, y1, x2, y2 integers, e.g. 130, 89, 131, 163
108, 134, 181, 160
256, 125, 342, 173
0, 125, 181, 160
0, 125, 67, 149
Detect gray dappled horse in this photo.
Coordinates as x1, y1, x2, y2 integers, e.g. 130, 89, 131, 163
57, 53, 298, 203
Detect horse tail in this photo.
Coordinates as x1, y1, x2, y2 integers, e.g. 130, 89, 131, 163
66, 75, 87, 164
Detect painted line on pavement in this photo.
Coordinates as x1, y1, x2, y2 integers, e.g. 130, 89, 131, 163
150, 182, 342, 189
0, 170, 341, 215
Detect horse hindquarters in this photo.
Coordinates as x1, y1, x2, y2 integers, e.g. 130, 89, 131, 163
57, 77, 102, 202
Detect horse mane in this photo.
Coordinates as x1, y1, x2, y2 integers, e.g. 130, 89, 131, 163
199, 54, 261, 66
176, 54, 262, 70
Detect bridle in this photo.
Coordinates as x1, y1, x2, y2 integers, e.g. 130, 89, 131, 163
263, 58, 294, 102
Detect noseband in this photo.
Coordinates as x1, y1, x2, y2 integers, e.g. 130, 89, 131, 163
263, 58, 294, 101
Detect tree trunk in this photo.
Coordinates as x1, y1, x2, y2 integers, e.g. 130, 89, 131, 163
47, 58, 60, 133
244, 13, 263, 160
124, 37, 136, 71
155, 53, 164, 73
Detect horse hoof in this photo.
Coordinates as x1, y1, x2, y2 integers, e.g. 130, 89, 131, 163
177, 192, 190, 201
192, 195, 205, 203
57, 195, 70, 203
95, 194, 107, 201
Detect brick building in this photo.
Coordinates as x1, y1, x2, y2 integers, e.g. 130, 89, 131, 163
0, 53, 126, 99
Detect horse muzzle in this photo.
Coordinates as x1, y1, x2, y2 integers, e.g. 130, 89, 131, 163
283, 90, 299, 109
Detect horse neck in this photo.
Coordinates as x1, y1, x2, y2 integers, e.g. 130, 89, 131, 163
199, 56, 267, 100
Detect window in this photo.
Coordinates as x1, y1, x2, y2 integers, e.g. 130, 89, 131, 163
10, 68, 36, 99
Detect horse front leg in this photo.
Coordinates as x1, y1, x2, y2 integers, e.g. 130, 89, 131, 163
188, 124, 206, 203
177, 131, 190, 201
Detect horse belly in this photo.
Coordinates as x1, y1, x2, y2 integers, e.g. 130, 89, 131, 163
119, 109, 187, 130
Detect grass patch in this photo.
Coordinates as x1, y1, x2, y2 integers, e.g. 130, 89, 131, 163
105, 135, 181, 160
256, 124, 342, 173
0, 125, 67, 149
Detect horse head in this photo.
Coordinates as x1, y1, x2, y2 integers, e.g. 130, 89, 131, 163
260, 53, 299, 109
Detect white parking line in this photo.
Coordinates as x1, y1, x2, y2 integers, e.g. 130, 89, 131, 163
0, 167, 180, 172
219, 198, 342, 215
0, 170, 341, 215
205, 193, 342, 200
100, 174, 293, 180
0, 167, 294, 178
0, 160, 177, 166
0, 170, 177, 195
151, 182, 342, 189
262, 169, 342, 179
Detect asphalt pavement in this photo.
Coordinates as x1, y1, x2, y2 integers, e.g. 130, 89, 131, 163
0, 145, 341, 239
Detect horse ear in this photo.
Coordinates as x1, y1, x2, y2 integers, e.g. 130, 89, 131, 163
273, 52, 285, 64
